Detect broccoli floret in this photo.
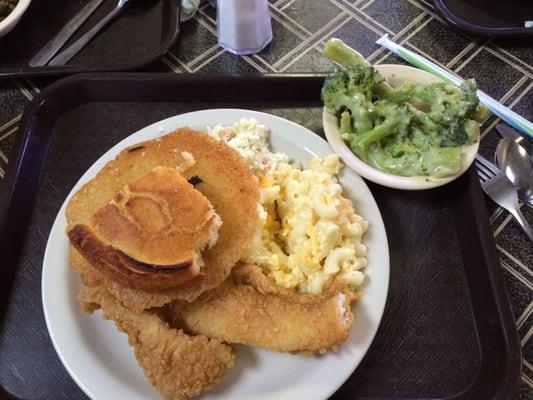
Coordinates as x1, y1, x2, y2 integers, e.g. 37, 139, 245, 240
459, 79, 490, 121
438, 121, 473, 147
434, 80, 481, 147
349, 102, 411, 151
460, 79, 478, 106
404, 79, 483, 147
321, 66, 385, 134
321, 66, 384, 110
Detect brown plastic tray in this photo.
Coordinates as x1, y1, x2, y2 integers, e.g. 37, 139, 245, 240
434, 0, 533, 38
0, 73, 522, 399
0, 0, 179, 78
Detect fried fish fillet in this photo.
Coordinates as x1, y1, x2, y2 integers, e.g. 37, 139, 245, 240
69, 167, 222, 291
67, 128, 259, 309
167, 264, 355, 354
79, 286, 235, 400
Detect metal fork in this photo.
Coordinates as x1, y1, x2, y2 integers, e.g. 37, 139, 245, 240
476, 154, 533, 242
475, 154, 533, 242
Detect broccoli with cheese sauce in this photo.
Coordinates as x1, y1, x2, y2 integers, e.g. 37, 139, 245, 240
321, 38, 489, 178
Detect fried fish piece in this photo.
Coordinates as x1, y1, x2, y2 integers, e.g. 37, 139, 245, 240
69, 167, 222, 291
167, 264, 355, 354
67, 128, 259, 309
79, 286, 235, 400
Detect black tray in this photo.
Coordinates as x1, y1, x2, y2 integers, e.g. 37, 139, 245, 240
434, 0, 533, 38
0, 73, 522, 399
0, 0, 179, 78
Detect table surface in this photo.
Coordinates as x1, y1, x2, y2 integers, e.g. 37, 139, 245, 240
0, 0, 531, 398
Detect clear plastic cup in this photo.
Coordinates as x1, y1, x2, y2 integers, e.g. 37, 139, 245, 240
216, 0, 273, 55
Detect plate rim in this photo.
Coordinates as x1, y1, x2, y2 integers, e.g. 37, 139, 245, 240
42, 108, 390, 400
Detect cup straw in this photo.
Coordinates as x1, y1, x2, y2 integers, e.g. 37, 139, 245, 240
376, 34, 533, 139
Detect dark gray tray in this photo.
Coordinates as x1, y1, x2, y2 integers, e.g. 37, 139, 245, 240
0, 73, 522, 399
0, 0, 179, 78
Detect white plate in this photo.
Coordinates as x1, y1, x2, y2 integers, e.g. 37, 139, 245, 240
323, 65, 480, 190
42, 109, 390, 400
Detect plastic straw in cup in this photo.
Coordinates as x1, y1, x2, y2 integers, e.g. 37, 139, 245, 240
376, 34, 533, 139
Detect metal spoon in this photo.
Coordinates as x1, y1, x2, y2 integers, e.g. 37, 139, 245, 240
496, 124, 533, 158
495, 137, 533, 205
49, 0, 132, 66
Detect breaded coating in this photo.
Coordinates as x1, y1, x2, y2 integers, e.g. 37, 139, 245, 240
167, 264, 354, 354
79, 286, 235, 400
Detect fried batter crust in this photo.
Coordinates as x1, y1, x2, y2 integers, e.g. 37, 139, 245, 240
80, 286, 235, 400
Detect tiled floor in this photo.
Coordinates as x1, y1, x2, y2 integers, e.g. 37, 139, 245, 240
0, 0, 531, 397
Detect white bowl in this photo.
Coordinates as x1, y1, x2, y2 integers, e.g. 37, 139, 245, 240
0, 0, 31, 39
323, 64, 479, 190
